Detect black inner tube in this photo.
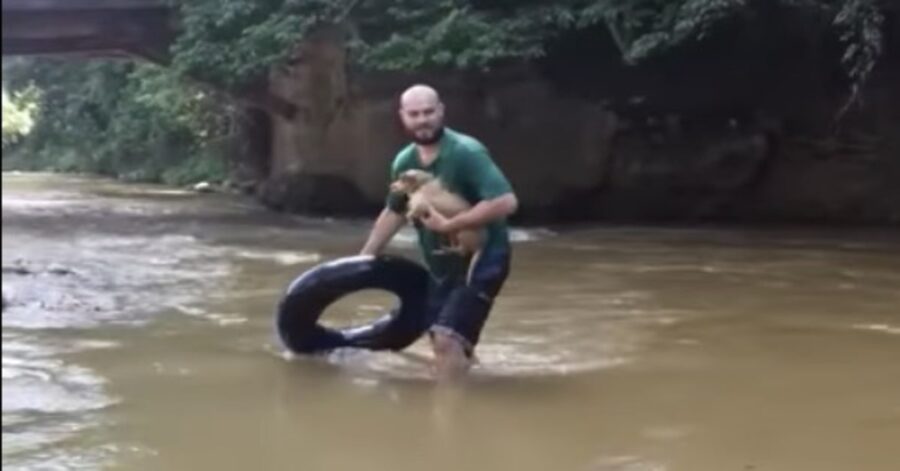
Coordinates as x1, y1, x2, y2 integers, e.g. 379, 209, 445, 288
275, 255, 432, 354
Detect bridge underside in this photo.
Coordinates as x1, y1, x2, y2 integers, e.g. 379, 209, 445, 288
2, 0, 296, 117
2, 1, 172, 61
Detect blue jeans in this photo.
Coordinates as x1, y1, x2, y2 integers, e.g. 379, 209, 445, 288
424, 249, 511, 355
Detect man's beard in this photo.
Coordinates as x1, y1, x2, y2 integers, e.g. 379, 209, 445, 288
407, 125, 445, 145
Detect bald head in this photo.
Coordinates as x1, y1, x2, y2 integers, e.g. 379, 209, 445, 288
400, 84, 441, 110
398, 84, 445, 145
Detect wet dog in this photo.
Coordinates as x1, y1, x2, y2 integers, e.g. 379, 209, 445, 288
389, 169, 484, 258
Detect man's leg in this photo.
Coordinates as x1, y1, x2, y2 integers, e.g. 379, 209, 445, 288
428, 250, 511, 380
430, 330, 472, 380
420, 277, 462, 379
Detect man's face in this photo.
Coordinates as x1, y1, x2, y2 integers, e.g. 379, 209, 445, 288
399, 96, 445, 145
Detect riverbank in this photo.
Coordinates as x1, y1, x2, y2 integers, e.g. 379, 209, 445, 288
6, 165, 900, 229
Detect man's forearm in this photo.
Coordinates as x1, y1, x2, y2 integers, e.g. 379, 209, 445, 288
361, 208, 406, 256
446, 193, 518, 232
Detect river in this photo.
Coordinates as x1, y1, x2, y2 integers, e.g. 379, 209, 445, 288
2, 172, 899, 470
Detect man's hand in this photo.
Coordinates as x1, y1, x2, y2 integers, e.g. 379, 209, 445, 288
419, 206, 452, 233
360, 208, 406, 256
419, 193, 518, 234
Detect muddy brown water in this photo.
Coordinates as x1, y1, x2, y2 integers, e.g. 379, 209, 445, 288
2, 172, 899, 471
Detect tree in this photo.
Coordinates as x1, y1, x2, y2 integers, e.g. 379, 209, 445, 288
3, 0, 891, 181
169, 0, 889, 111
2, 60, 236, 184
2, 87, 37, 147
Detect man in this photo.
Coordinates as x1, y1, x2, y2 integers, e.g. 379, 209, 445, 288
360, 84, 518, 379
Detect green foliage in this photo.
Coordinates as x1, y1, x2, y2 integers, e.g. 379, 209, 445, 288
2, 59, 236, 185
2, 86, 38, 146
168, 0, 591, 84
349, 1, 572, 70
169, 0, 357, 88
169, 0, 888, 103
598, 0, 749, 63
833, 0, 885, 115
4, 0, 891, 182
344, 0, 749, 70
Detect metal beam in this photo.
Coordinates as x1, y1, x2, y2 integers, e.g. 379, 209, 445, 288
3, 37, 131, 55
1, 0, 164, 12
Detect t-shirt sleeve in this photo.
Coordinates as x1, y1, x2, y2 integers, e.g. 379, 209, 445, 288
385, 156, 408, 214
464, 144, 513, 201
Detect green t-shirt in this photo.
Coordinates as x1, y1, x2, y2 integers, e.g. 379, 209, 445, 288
386, 128, 514, 279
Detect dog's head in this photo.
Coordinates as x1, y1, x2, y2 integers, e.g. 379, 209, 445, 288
390, 169, 434, 194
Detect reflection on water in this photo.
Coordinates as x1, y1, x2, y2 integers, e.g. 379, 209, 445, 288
3, 172, 899, 471
2, 331, 121, 469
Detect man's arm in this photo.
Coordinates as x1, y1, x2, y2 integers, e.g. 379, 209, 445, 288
362, 151, 410, 256
360, 207, 407, 256
424, 192, 517, 233
421, 142, 518, 233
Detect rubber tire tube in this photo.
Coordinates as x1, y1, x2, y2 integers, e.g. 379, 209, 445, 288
275, 254, 431, 354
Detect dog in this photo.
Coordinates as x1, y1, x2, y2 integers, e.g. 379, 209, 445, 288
389, 169, 484, 258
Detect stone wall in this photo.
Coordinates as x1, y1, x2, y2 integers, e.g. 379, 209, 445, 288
257, 12, 900, 224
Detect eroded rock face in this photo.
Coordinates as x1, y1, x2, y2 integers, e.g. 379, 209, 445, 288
583, 126, 775, 222
257, 173, 377, 216
257, 14, 900, 225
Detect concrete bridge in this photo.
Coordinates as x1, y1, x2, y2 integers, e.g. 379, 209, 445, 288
2, 0, 172, 61
1, 0, 295, 117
